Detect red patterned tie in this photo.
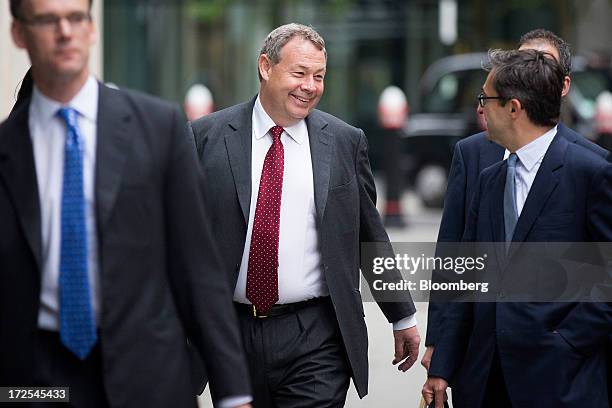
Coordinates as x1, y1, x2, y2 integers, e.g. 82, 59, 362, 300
247, 125, 284, 314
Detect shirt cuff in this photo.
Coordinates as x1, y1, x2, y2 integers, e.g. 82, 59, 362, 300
217, 395, 252, 408
392, 313, 417, 331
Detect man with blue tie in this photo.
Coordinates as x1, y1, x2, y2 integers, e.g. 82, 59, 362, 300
422, 49, 611, 407
0, 0, 251, 407
422, 30, 611, 375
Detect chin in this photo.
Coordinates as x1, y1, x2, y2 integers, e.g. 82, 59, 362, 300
54, 64, 86, 79
289, 109, 310, 120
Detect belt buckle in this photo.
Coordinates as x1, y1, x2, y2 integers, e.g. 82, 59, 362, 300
253, 305, 268, 319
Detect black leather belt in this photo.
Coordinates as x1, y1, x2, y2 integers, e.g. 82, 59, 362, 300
234, 296, 330, 318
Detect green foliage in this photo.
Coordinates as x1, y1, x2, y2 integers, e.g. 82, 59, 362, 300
186, 0, 353, 22
187, 0, 237, 22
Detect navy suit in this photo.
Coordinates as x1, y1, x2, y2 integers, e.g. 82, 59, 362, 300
426, 124, 611, 346
428, 131, 612, 407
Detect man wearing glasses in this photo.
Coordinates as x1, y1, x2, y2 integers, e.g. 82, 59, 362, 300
423, 48, 611, 408
421, 29, 611, 406
0, 1, 251, 407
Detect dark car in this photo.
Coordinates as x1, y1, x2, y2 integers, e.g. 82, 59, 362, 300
402, 53, 612, 208
401, 53, 486, 207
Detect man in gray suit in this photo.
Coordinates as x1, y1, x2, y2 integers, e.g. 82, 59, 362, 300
190, 23, 420, 407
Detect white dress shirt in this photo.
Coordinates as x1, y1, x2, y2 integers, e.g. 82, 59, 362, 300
234, 96, 416, 330
503, 125, 557, 214
30, 79, 247, 408
30, 76, 100, 331
234, 96, 328, 304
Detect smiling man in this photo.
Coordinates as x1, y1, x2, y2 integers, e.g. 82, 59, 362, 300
189, 23, 420, 407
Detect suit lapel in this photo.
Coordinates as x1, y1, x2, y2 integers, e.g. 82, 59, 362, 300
95, 83, 133, 232
0, 101, 43, 271
306, 111, 332, 222
225, 100, 255, 224
510, 133, 567, 245
486, 163, 507, 270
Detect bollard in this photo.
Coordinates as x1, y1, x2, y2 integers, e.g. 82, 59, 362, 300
378, 86, 409, 228
184, 84, 214, 121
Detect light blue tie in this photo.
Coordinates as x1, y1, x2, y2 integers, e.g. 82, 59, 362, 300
57, 107, 97, 360
504, 153, 519, 251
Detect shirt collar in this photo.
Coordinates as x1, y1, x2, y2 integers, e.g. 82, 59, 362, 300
31, 75, 99, 123
515, 125, 557, 172
252, 95, 306, 144
503, 124, 557, 171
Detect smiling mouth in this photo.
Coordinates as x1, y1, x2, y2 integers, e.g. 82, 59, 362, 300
291, 94, 310, 103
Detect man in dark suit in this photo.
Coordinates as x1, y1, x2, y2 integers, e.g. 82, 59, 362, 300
190, 23, 420, 407
0, 1, 251, 407
423, 29, 611, 371
423, 49, 611, 407
421, 29, 612, 406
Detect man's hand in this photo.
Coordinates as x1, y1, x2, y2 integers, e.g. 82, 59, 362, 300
422, 376, 448, 408
391, 326, 420, 371
421, 345, 434, 371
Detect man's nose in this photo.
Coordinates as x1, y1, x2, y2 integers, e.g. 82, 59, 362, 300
300, 76, 316, 92
57, 17, 73, 38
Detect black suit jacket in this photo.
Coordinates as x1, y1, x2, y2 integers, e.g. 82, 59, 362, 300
189, 97, 415, 398
0, 83, 250, 406
429, 132, 612, 407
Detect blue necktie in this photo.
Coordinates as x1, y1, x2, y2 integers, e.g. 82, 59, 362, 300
57, 107, 97, 360
504, 153, 519, 251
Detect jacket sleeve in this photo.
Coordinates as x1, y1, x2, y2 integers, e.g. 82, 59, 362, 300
356, 130, 416, 322
557, 161, 612, 355
165, 107, 251, 400
426, 141, 468, 346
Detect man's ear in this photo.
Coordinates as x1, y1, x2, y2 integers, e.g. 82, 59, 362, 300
11, 21, 27, 50
258, 54, 272, 81
509, 99, 522, 116
88, 18, 98, 47
561, 76, 571, 97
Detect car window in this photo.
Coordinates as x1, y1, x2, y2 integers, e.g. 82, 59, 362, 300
423, 69, 487, 114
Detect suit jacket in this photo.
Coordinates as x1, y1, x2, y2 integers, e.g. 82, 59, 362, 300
429, 131, 612, 408
189, 97, 416, 398
426, 124, 611, 346
0, 83, 250, 407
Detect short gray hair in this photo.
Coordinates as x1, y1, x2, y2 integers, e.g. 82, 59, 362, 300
258, 23, 326, 81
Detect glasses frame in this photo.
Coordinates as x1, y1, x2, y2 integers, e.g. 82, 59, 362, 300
477, 92, 505, 108
17, 12, 92, 31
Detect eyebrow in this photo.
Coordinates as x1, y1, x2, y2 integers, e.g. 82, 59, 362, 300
292, 64, 326, 73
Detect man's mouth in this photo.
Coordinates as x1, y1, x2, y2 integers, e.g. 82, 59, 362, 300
56, 48, 79, 58
291, 94, 310, 103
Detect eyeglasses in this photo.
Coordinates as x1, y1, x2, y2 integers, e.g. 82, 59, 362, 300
477, 92, 505, 108
18, 12, 91, 31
